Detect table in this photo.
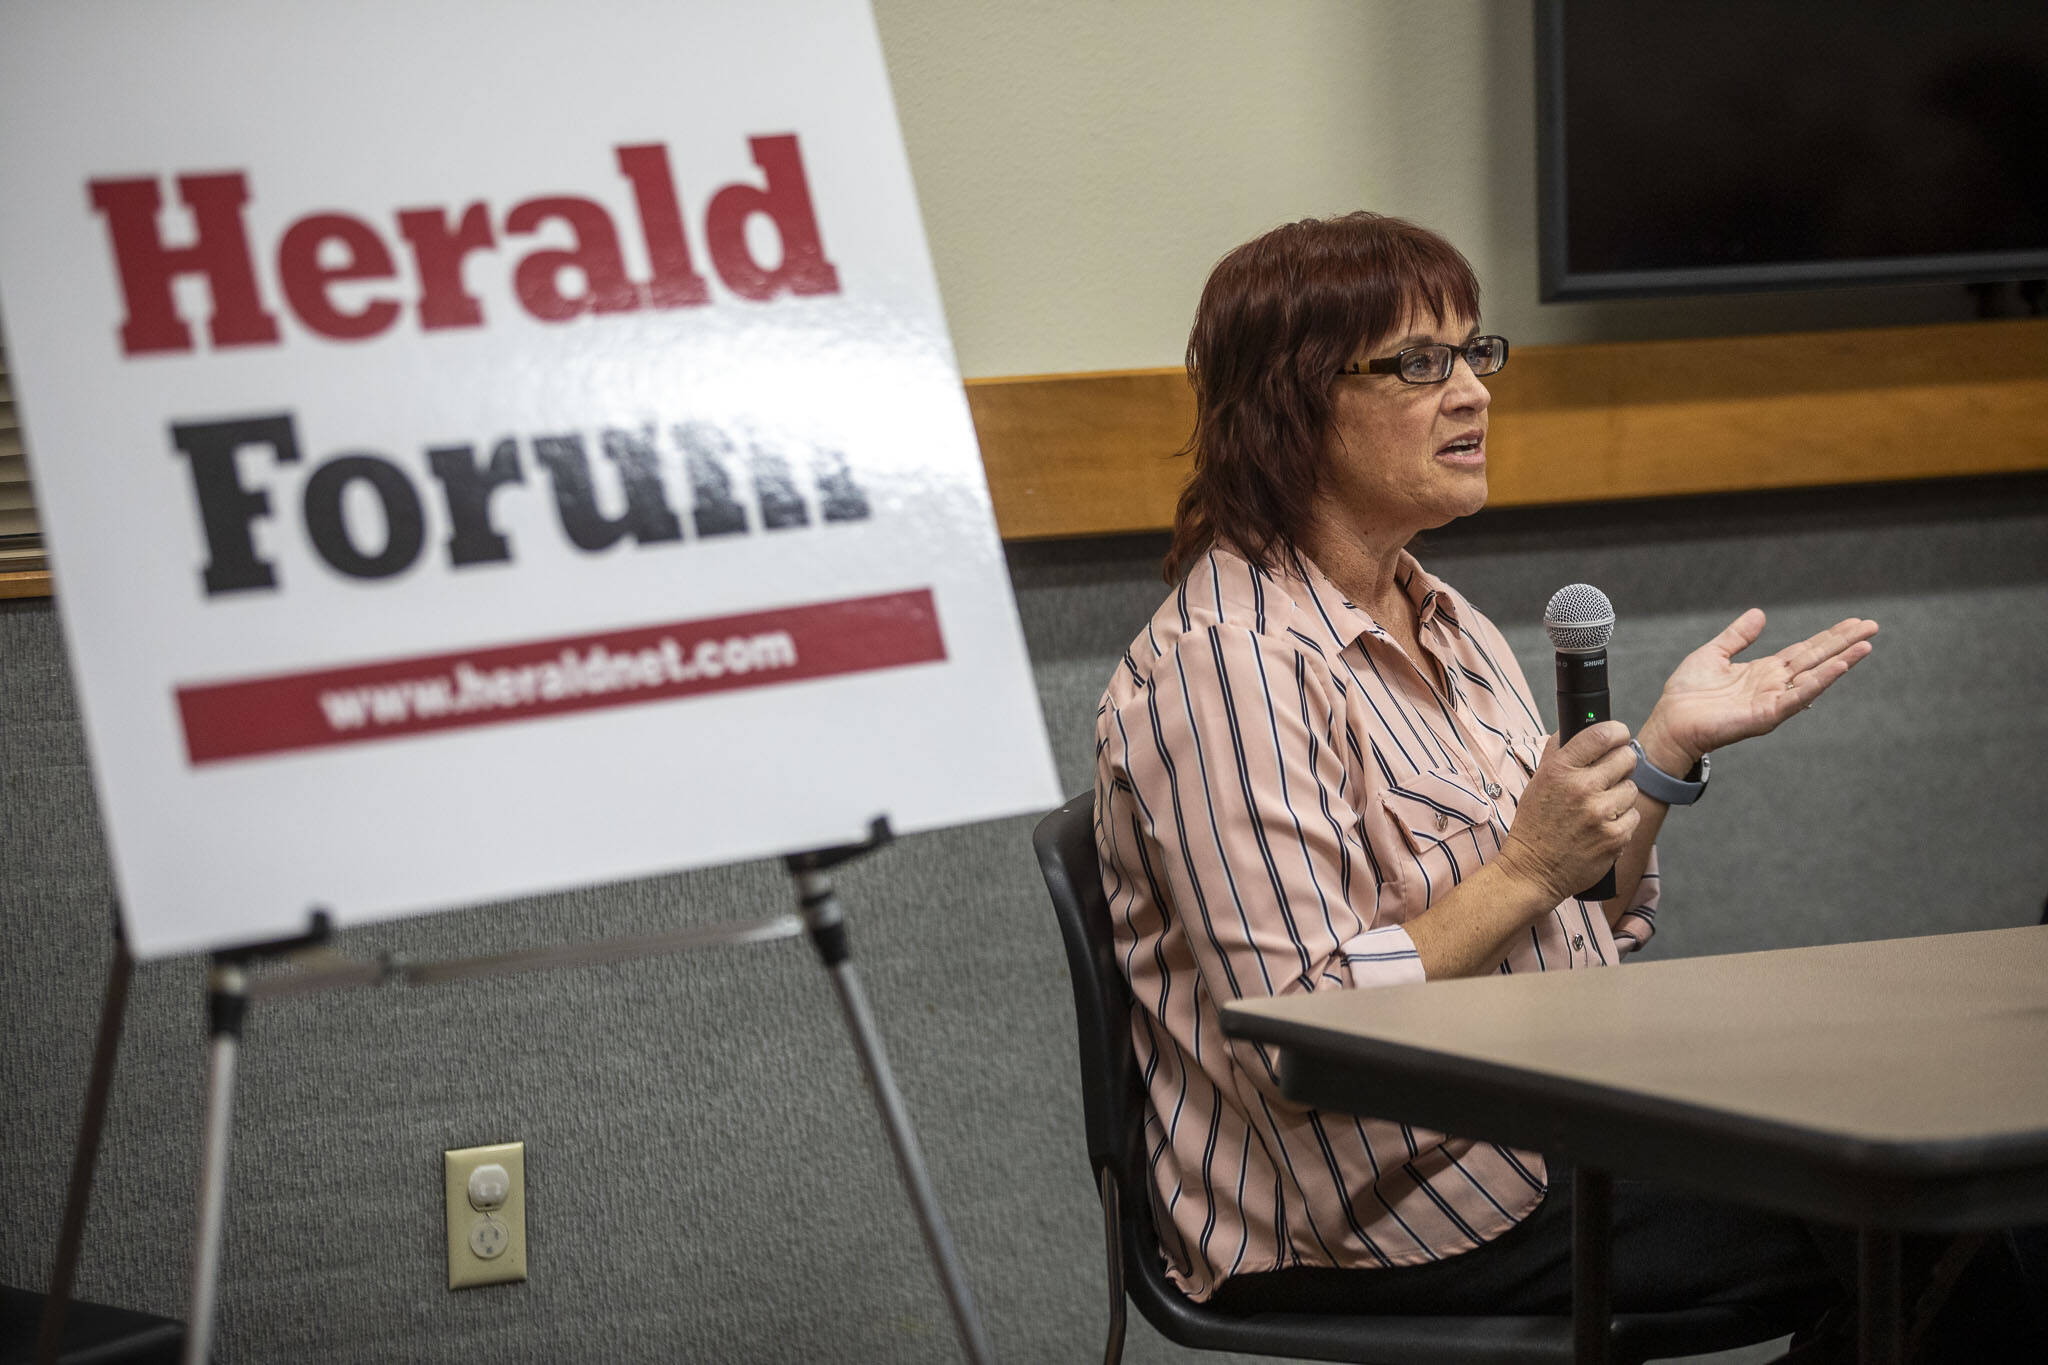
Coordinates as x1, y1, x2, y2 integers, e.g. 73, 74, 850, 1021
1219, 925, 2048, 1365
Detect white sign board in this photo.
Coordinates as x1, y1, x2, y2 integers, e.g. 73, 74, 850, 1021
0, 0, 1060, 959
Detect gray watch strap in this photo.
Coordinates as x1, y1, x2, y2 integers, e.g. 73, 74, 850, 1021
1630, 740, 1709, 805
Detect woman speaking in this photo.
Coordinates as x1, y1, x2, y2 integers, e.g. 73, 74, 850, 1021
1091, 213, 1898, 1336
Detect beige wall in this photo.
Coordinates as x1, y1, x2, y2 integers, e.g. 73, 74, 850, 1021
874, 0, 1974, 379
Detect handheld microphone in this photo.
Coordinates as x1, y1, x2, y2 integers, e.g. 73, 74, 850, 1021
1543, 584, 1617, 902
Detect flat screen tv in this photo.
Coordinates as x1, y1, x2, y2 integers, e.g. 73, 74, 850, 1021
1536, 0, 2048, 300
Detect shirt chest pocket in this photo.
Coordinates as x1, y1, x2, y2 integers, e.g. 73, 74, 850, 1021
1375, 768, 1500, 905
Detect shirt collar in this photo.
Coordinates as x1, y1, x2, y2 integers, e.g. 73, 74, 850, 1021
1279, 547, 1464, 649
1403, 553, 1464, 636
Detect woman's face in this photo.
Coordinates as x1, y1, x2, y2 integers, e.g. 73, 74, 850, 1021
1317, 305, 1492, 543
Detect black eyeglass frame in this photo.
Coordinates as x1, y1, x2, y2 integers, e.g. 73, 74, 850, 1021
1341, 335, 1510, 385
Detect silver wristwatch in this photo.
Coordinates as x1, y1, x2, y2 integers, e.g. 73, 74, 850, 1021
1630, 740, 1710, 806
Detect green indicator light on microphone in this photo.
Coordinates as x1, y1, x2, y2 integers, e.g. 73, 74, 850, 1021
1585, 710, 1596, 721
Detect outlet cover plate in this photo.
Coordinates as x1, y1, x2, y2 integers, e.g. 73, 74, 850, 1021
444, 1141, 526, 1289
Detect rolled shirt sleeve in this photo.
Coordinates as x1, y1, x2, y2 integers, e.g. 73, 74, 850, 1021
1612, 845, 1659, 954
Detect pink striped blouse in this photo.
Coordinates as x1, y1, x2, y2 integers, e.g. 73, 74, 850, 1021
1094, 545, 1658, 1301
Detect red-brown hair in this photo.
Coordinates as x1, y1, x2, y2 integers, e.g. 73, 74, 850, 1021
1162, 212, 1481, 582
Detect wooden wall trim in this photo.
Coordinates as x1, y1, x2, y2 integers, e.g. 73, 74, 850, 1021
11, 319, 2045, 600
969, 316, 2048, 540
0, 568, 50, 600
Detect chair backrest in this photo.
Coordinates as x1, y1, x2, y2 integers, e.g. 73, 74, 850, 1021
1037, 789, 1295, 1353
1031, 790, 1145, 1189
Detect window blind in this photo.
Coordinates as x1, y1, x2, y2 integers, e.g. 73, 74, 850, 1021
0, 342, 43, 575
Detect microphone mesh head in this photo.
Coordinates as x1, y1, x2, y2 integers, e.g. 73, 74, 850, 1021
1543, 583, 1615, 653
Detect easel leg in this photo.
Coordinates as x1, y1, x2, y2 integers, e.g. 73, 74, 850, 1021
185, 959, 249, 1365
796, 867, 997, 1365
37, 922, 134, 1365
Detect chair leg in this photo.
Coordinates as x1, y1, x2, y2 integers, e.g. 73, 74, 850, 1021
1574, 1165, 1614, 1365
1098, 1170, 1126, 1365
1858, 1228, 1903, 1365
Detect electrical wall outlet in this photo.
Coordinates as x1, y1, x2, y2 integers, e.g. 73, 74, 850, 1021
444, 1141, 527, 1290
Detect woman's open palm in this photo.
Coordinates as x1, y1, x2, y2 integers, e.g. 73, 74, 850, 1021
1651, 610, 1878, 761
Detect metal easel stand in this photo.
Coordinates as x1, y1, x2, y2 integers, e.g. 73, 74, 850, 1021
786, 819, 997, 1365
185, 912, 333, 1365
129, 819, 992, 1365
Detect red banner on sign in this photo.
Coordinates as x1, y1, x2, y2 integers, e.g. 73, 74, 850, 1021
175, 588, 945, 765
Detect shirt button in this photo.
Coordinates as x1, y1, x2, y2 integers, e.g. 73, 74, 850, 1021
1484, 781, 1503, 799
1434, 812, 1449, 831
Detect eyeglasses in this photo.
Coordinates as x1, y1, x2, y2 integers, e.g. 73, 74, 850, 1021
1342, 335, 1509, 385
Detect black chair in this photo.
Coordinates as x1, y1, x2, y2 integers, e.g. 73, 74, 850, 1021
1032, 790, 1807, 1364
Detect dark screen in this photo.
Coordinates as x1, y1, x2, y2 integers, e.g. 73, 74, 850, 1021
1549, 0, 2048, 288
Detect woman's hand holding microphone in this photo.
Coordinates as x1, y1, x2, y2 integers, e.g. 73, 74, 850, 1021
1494, 721, 1641, 910
1405, 720, 1641, 979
